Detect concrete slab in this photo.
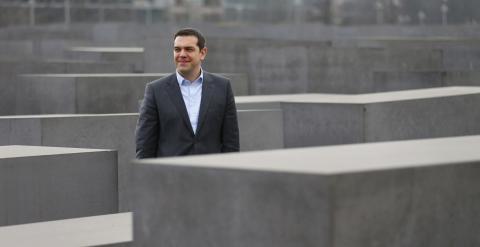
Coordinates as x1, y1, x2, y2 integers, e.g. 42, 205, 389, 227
0, 40, 34, 59
372, 70, 444, 91
0, 213, 132, 247
444, 71, 480, 86
67, 46, 145, 72
13, 73, 249, 115
237, 109, 284, 151
282, 87, 480, 147
0, 145, 118, 226
236, 87, 480, 147
443, 48, 480, 70
0, 114, 137, 213
0, 59, 135, 74
0, 110, 280, 211
373, 70, 480, 90
132, 135, 480, 247
307, 47, 444, 94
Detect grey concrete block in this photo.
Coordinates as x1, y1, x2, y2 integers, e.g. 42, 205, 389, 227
224, 73, 249, 96
13, 74, 166, 114
283, 102, 365, 147
67, 47, 145, 72
0, 118, 42, 146
143, 36, 175, 73
238, 109, 284, 151
372, 70, 480, 90
280, 87, 480, 147
0, 60, 135, 74
0, 110, 280, 212
0, 213, 132, 246
372, 70, 444, 91
132, 135, 480, 247
248, 45, 309, 94
91, 23, 146, 45
364, 93, 480, 142
443, 48, 480, 70
0, 40, 34, 59
0, 114, 137, 212
310, 48, 444, 93
13, 73, 249, 115
15, 76, 77, 115
444, 71, 480, 86
0, 146, 118, 226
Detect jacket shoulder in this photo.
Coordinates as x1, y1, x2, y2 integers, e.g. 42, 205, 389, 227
204, 72, 230, 85
148, 73, 176, 88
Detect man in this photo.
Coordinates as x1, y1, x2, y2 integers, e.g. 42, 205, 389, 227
135, 28, 239, 158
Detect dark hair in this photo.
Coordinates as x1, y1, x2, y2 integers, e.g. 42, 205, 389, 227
174, 28, 206, 49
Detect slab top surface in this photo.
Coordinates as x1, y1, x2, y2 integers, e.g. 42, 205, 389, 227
0, 213, 132, 246
0, 113, 138, 119
0, 145, 113, 159
235, 87, 480, 104
20, 73, 243, 78
138, 135, 480, 175
20, 73, 170, 78
69, 47, 145, 52
358, 36, 480, 42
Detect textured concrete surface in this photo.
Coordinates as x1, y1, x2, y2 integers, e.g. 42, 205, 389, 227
282, 87, 480, 147
0, 114, 137, 212
67, 46, 145, 72
12, 73, 248, 115
373, 70, 480, 90
0, 145, 118, 226
141, 26, 480, 94
444, 71, 480, 86
236, 87, 480, 148
237, 109, 284, 151
0, 213, 132, 247
132, 135, 480, 247
0, 109, 283, 211
0, 59, 135, 74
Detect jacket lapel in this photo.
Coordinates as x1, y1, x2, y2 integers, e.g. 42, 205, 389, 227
165, 75, 195, 135
196, 73, 214, 134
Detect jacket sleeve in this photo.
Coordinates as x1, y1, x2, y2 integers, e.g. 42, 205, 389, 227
135, 82, 159, 159
221, 81, 240, 153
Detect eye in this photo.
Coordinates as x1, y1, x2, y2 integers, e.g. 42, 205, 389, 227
174, 48, 181, 52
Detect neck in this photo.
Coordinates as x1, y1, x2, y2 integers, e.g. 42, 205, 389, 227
179, 68, 201, 82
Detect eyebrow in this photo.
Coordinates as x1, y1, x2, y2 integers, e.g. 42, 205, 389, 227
174, 45, 196, 49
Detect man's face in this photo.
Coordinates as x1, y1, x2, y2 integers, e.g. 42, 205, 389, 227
174, 35, 207, 76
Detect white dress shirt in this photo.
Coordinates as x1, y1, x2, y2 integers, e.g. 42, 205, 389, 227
176, 70, 203, 134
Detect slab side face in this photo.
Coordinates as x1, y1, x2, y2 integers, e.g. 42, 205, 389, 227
0, 213, 132, 247
365, 94, 480, 142
132, 135, 480, 247
282, 102, 365, 147
15, 76, 76, 115
333, 163, 480, 247
132, 165, 332, 247
0, 150, 118, 226
41, 115, 137, 212
75, 76, 150, 113
238, 109, 284, 151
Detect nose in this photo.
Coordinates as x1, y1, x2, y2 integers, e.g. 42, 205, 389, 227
179, 49, 187, 57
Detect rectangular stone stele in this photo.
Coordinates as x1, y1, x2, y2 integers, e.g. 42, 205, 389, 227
277, 87, 480, 147
0, 213, 132, 247
132, 135, 480, 247
67, 46, 145, 72
0, 145, 118, 226
15, 73, 248, 115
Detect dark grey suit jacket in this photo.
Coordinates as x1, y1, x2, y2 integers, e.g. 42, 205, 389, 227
135, 72, 239, 158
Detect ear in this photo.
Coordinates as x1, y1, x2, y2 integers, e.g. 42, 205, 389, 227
200, 47, 208, 60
